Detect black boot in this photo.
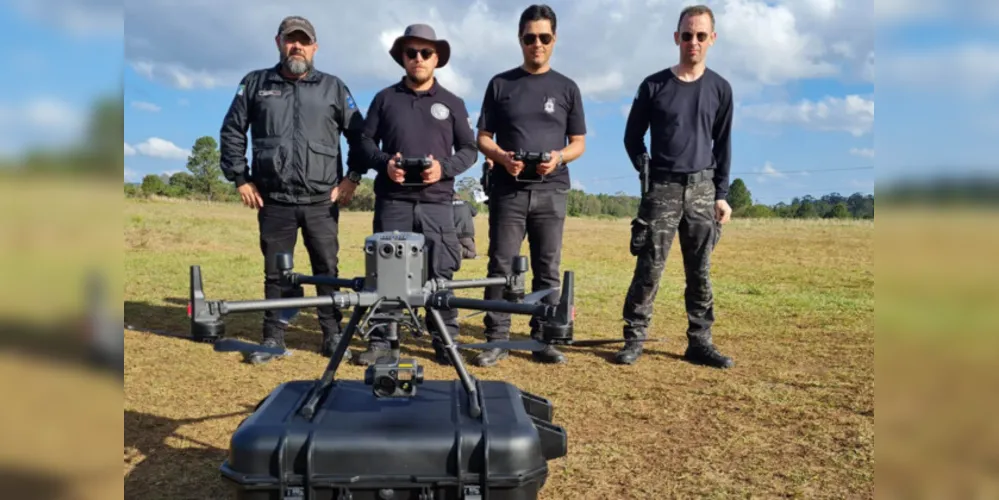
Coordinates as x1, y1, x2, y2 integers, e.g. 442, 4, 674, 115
529, 328, 566, 364
613, 341, 644, 365
321, 328, 351, 362
684, 343, 734, 369
353, 342, 392, 366
245, 337, 288, 365
432, 339, 452, 366
472, 347, 509, 367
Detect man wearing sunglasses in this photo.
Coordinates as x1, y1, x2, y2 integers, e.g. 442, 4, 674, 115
219, 16, 373, 365
615, 4, 735, 369
473, 4, 587, 367
350, 23, 478, 367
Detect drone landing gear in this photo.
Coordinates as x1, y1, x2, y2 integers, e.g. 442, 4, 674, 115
299, 302, 483, 420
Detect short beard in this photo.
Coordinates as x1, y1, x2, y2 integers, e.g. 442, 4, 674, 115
282, 55, 311, 75
406, 71, 431, 86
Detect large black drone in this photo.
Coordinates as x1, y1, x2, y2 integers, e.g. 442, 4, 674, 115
188, 231, 660, 417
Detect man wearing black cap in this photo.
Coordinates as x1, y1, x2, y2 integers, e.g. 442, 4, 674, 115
472, 4, 587, 367
349, 23, 478, 366
219, 15, 374, 364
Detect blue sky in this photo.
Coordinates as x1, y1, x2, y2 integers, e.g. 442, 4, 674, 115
14, 0, 999, 206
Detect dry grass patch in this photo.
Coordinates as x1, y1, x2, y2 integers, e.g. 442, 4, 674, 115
125, 198, 873, 499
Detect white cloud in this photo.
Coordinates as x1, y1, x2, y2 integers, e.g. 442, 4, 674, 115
124, 0, 873, 102
124, 143, 136, 156
881, 43, 999, 97
571, 178, 586, 191
124, 167, 140, 183
131, 137, 190, 160
875, 0, 999, 24
754, 161, 784, 184
0, 97, 86, 154
738, 94, 874, 136
131, 101, 161, 112
850, 147, 874, 158
12, 0, 122, 38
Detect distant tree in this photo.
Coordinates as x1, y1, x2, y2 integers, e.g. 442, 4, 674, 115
825, 202, 851, 219
141, 174, 167, 196
742, 204, 775, 218
186, 136, 226, 201
727, 178, 753, 212
795, 201, 819, 218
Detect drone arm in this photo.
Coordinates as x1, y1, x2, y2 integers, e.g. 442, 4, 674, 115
285, 273, 365, 292
428, 292, 557, 318
436, 276, 508, 290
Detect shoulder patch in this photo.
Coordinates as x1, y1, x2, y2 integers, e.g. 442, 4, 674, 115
237, 84, 245, 96
346, 94, 356, 110
431, 102, 450, 120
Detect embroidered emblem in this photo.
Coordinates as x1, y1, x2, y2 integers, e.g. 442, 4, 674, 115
431, 102, 450, 120
543, 97, 555, 114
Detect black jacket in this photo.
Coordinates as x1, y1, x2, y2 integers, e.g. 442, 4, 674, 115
219, 64, 372, 204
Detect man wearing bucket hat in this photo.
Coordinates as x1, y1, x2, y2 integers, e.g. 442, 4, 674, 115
219, 15, 375, 365
349, 23, 478, 367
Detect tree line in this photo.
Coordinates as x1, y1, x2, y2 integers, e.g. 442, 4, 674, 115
125, 135, 875, 220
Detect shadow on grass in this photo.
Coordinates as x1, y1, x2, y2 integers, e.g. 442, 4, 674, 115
124, 406, 258, 499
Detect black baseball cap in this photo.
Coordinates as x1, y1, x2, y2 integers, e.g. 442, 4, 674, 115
277, 16, 316, 43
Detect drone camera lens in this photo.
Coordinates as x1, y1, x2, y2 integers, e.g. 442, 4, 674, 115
380, 243, 393, 257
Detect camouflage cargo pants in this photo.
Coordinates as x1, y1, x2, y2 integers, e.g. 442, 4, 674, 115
622, 176, 722, 346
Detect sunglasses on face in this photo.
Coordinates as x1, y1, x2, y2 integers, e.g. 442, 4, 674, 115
521, 33, 553, 46
405, 48, 435, 60
680, 31, 710, 42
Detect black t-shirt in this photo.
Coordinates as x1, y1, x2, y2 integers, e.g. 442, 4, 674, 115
623, 67, 733, 201
477, 67, 586, 193
361, 78, 478, 203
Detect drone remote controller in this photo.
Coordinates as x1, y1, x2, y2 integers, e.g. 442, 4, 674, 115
398, 156, 433, 186
513, 150, 554, 183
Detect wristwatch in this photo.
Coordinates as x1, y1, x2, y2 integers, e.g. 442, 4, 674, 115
345, 170, 362, 184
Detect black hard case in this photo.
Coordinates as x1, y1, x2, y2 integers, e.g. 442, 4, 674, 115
221, 379, 567, 499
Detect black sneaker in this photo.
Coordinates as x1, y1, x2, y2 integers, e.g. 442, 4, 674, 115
471, 347, 509, 367
684, 344, 734, 369
613, 341, 644, 365
245, 337, 288, 365
532, 345, 566, 364
432, 341, 452, 366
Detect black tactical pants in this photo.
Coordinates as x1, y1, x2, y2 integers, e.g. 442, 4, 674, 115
369, 198, 463, 347
258, 199, 343, 341
622, 175, 722, 346
483, 188, 568, 340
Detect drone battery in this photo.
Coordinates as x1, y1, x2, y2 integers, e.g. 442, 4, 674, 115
221, 379, 567, 499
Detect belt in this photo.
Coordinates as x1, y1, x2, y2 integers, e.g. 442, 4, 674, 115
651, 169, 714, 185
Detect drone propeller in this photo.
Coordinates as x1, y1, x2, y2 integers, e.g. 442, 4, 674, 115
460, 287, 559, 320
455, 337, 665, 352
213, 338, 289, 355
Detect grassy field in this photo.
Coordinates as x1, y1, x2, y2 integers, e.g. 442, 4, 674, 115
123, 196, 874, 499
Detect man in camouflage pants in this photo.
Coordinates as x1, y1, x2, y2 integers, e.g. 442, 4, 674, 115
614, 4, 734, 369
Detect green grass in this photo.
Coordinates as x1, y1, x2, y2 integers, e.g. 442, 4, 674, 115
123, 197, 874, 499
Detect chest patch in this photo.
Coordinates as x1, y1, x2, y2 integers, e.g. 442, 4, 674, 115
258, 89, 282, 97
431, 102, 450, 120
543, 97, 555, 114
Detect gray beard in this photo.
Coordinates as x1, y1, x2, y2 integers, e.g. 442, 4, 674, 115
283, 56, 311, 75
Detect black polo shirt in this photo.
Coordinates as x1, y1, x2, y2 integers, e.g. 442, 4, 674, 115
360, 78, 478, 203
477, 67, 586, 194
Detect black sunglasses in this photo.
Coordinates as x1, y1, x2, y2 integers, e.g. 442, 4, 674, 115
680, 31, 710, 42
521, 33, 553, 45
404, 48, 435, 60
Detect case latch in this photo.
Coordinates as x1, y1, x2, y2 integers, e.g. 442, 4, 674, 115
418, 486, 435, 500
462, 485, 482, 499
337, 487, 353, 500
